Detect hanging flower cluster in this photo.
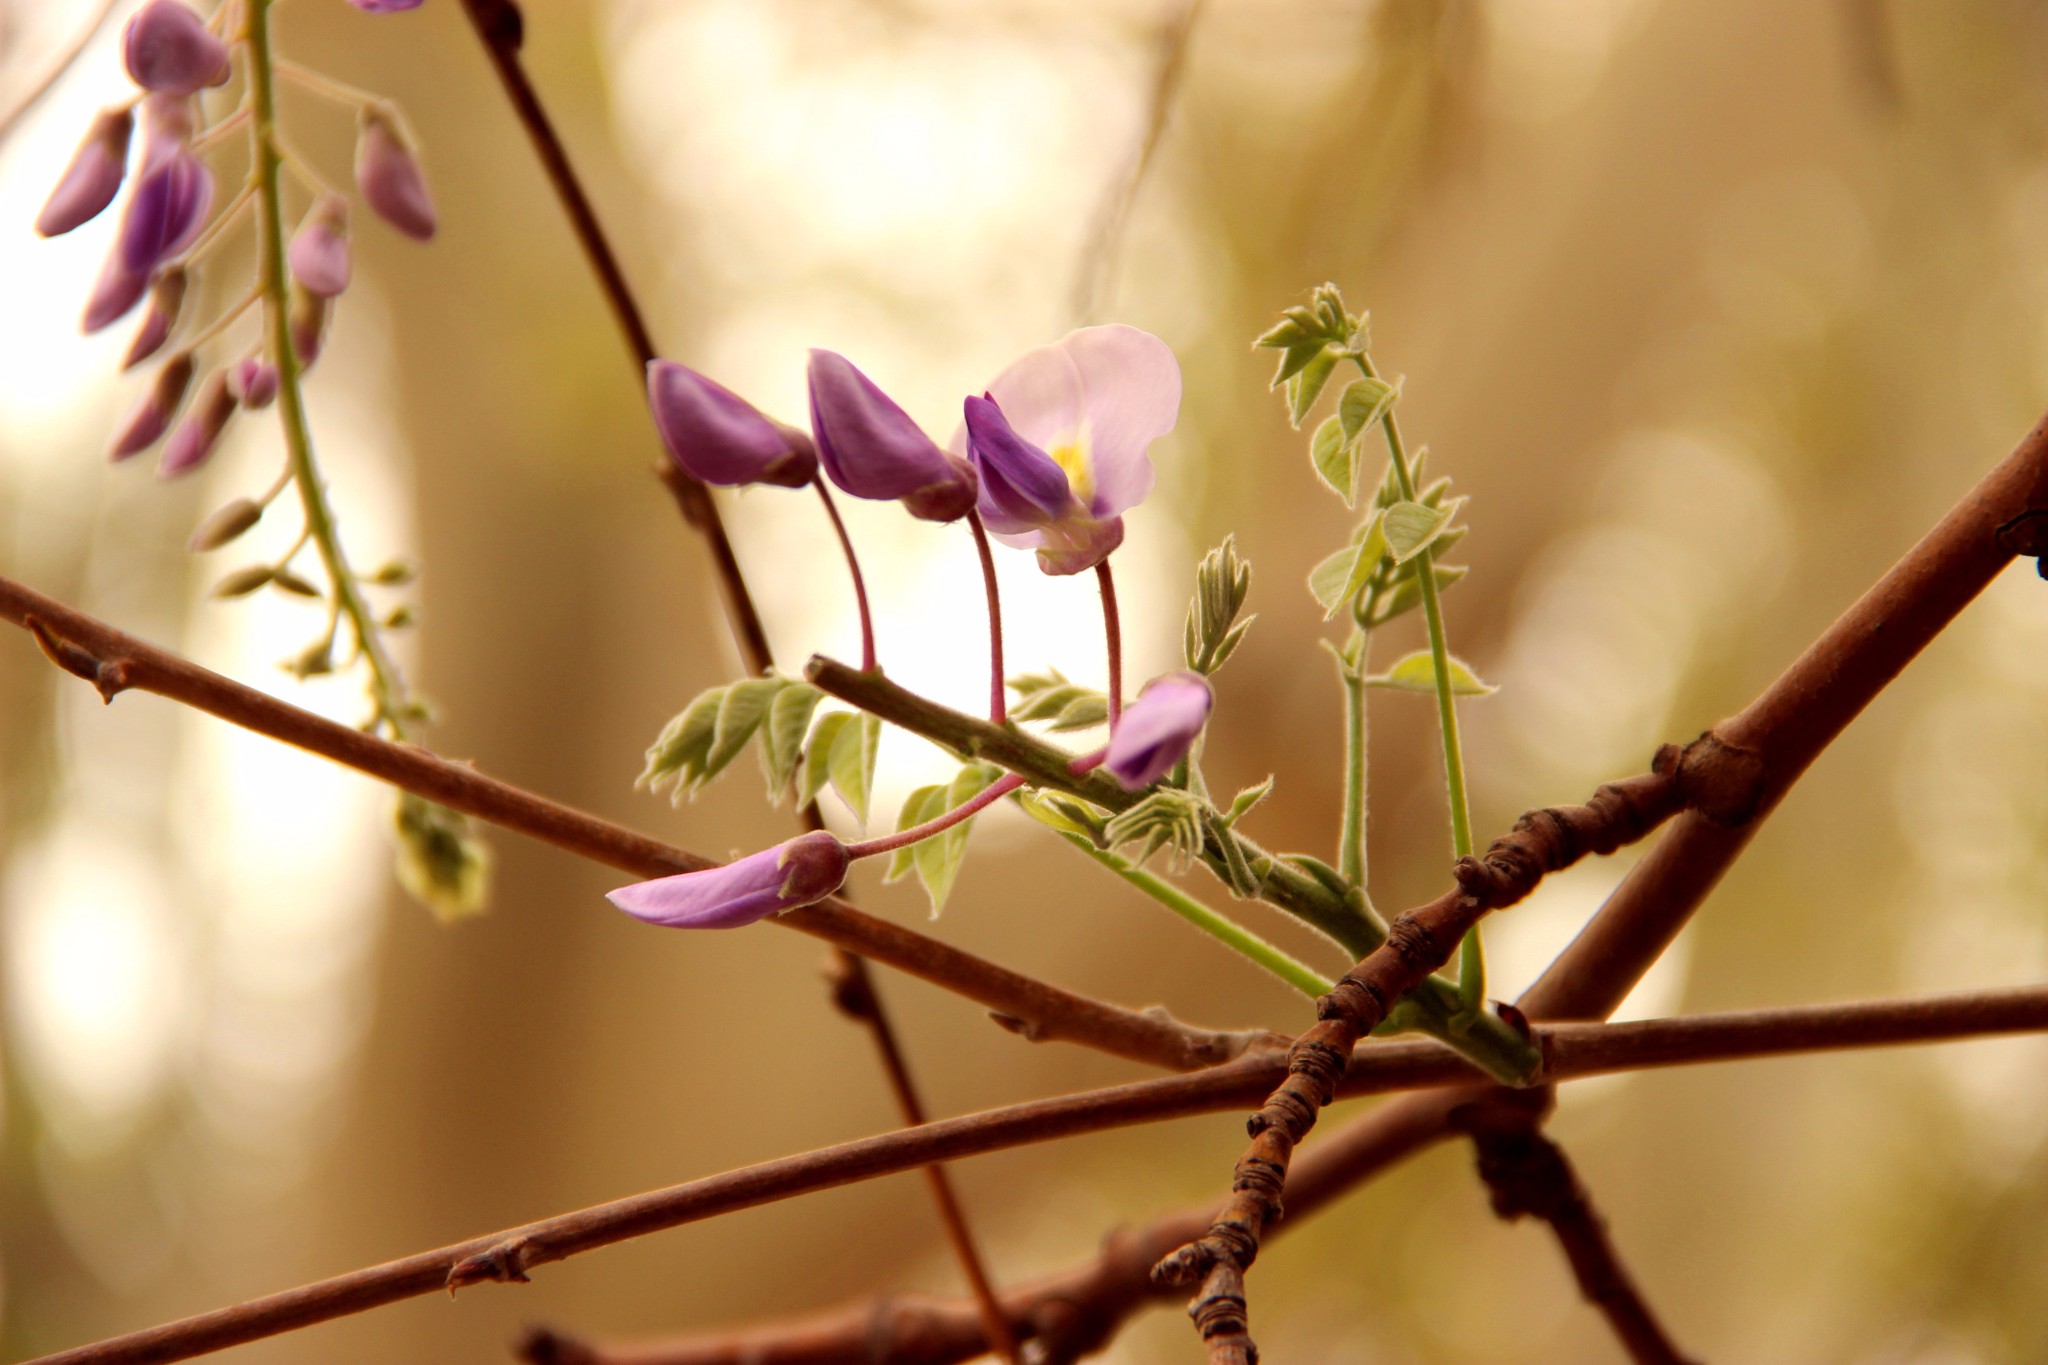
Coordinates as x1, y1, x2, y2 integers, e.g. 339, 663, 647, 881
615, 326, 1204, 927
36, 0, 438, 481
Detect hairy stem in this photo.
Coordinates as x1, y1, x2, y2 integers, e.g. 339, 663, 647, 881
1338, 631, 1369, 887
844, 773, 1026, 859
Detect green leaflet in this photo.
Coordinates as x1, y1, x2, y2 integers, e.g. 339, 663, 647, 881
826, 710, 882, 825
1364, 650, 1497, 696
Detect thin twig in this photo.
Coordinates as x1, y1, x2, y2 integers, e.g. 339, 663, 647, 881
1452, 1091, 1698, 1365
36, 984, 2048, 1365
450, 0, 1010, 1328
0, 572, 1268, 1073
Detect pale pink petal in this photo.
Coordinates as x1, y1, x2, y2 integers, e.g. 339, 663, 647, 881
983, 324, 1179, 519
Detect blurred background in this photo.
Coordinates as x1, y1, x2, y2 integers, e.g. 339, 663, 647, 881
4, 0, 2048, 1360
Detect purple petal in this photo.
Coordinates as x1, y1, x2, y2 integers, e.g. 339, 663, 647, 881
605, 833, 849, 930
647, 360, 816, 489
289, 284, 329, 369
36, 108, 133, 238
157, 368, 235, 479
229, 358, 278, 409
963, 394, 1076, 534
1105, 672, 1213, 790
287, 195, 352, 297
117, 149, 213, 276
808, 349, 977, 522
980, 324, 1180, 519
123, 1, 230, 96
107, 353, 194, 460
355, 112, 436, 241
82, 252, 149, 334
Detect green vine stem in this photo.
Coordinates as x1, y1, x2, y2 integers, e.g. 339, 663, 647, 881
807, 655, 1540, 1083
1337, 630, 1370, 888
1353, 351, 1485, 1013
1055, 828, 1335, 999
246, 0, 412, 737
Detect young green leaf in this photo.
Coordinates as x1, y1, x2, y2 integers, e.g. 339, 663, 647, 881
912, 762, 1004, 916
707, 677, 785, 776
1309, 413, 1360, 506
827, 711, 883, 825
1364, 650, 1497, 696
1222, 776, 1274, 828
762, 682, 824, 796
1367, 561, 1468, 627
884, 784, 946, 883
1308, 514, 1387, 619
641, 687, 724, 798
1337, 375, 1398, 442
800, 711, 854, 810
1381, 499, 1454, 564
1284, 348, 1339, 426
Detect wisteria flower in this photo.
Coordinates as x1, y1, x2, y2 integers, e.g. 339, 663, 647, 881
808, 350, 977, 523
647, 360, 816, 489
1105, 671, 1213, 790
605, 831, 850, 929
36, 107, 133, 238
355, 110, 436, 241
123, 0, 229, 96
959, 325, 1180, 575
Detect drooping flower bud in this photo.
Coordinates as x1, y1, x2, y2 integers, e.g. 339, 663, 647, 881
122, 267, 187, 369
605, 831, 851, 929
116, 145, 213, 277
1104, 672, 1214, 790
82, 253, 150, 334
107, 351, 195, 460
228, 357, 279, 409
158, 366, 236, 479
646, 360, 816, 489
287, 194, 352, 297
806, 350, 977, 523
189, 496, 265, 551
36, 107, 134, 237
354, 108, 436, 241
289, 282, 330, 368
123, 0, 230, 96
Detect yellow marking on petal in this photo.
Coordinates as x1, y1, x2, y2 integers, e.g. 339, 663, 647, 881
1048, 425, 1094, 503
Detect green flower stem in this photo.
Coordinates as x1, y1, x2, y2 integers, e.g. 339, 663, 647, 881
807, 655, 1539, 1083
1056, 832, 1335, 999
1338, 630, 1370, 887
246, 0, 412, 738
1353, 352, 1485, 1013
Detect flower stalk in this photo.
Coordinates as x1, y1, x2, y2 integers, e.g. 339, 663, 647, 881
966, 509, 1007, 724
1096, 559, 1123, 724
813, 478, 878, 673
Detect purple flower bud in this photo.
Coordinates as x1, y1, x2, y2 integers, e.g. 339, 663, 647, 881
82, 253, 150, 334
116, 147, 213, 276
287, 194, 352, 297
228, 357, 278, 409
807, 350, 977, 523
646, 360, 816, 489
1105, 672, 1214, 790
158, 367, 236, 479
122, 268, 187, 369
289, 283, 329, 368
123, 1, 230, 96
107, 352, 195, 460
36, 107, 134, 237
355, 110, 436, 241
605, 832, 850, 929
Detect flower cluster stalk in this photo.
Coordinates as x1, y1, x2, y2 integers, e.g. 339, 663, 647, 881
1354, 351, 1484, 1011
246, 0, 411, 735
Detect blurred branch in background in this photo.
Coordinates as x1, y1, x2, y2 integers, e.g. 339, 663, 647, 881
0, 0, 117, 145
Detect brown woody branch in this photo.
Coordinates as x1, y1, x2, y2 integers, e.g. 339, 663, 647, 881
1451, 1091, 1698, 1365
0, 573, 1262, 1073
1149, 737, 1762, 1360
1158, 412, 2048, 1360
482, 984, 2048, 1365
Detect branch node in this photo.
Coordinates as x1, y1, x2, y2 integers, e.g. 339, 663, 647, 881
1672, 730, 1768, 827
1996, 507, 2048, 570
447, 1236, 548, 1291
26, 615, 132, 702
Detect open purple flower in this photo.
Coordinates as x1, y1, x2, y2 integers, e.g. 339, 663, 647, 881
123, 1, 230, 96
647, 360, 816, 488
1104, 671, 1213, 790
606, 831, 850, 929
808, 350, 977, 523
36, 107, 133, 238
959, 325, 1180, 575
